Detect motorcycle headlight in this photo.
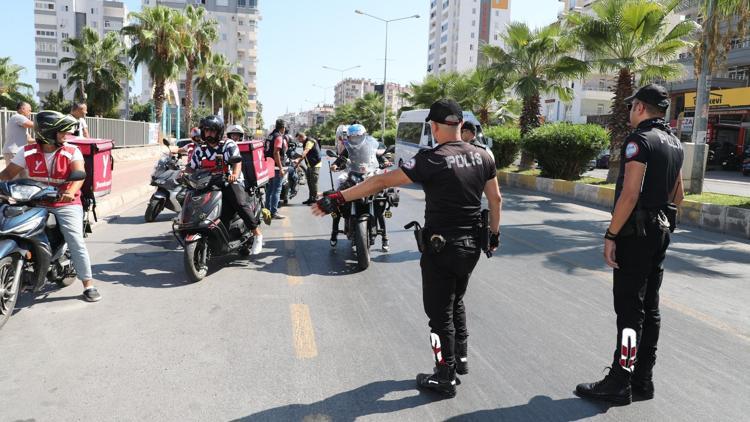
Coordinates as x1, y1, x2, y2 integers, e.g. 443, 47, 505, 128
10, 185, 42, 201
155, 179, 166, 185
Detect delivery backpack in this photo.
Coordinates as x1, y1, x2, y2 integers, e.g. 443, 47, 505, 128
67, 139, 115, 236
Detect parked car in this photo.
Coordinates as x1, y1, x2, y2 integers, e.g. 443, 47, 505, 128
596, 152, 610, 169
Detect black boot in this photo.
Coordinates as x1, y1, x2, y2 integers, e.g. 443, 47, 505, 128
632, 360, 655, 400
416, 364, 457, 398
381, 237, 390, 252
575, 366, 632, 405
456, 341, 468, 375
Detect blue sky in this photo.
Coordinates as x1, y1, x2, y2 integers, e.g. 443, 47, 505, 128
2, 0, 562, 127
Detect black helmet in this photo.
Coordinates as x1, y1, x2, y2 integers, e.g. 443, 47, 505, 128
275, 119, 286, 130
199, 115, 224, 144
35, 110, 78, 145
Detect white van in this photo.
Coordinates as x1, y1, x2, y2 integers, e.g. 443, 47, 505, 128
394, 109, 489, 167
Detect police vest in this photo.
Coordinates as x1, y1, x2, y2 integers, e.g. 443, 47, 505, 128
305, 138, 322, 167
23, 144, 82, 208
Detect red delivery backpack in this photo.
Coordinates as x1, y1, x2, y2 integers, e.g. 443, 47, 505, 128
66, 138, 114, 234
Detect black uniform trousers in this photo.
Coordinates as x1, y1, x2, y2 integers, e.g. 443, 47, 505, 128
612, 223, 670, 379
420, 239, 481, 367
221, 182, 261, 231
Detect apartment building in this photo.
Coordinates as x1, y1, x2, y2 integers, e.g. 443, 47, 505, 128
141, 0, 260, 129
332, 78, 408, 113
34, 0, 128, 101
426, 0, 511, 75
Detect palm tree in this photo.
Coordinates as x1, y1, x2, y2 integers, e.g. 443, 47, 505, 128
194, 53, 245, 119
694, 0, 750, 77
60, 27, 130, 117
182, 5, 218, 132
122, 6, 189, 127
0, 57, 33, 102
566, 0, 699, 182
482, 21, 588, 169
401, 72, 463, 110
451, 67, 511, 127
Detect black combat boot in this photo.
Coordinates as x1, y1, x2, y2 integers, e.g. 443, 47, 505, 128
416, 364, 457, 398
575, 366, 632, 405
381, 237, 390, 252
456, 341, 468, 375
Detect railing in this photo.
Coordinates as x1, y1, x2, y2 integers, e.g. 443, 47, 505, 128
0, 110, 158, 150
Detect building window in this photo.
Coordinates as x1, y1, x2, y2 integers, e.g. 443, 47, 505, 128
469, 44, 473, 51
64, 5, 68, 11
51, 73, 57, 80
472, 8, 476, 14
35, 2, 54, 10
471, 32, 475, 38
472, 20, 476, 26
63, 73, 67, 79
91, 8, 96, 14
62, 32, 69, 39
217, 0, 229, 6
222, 33, 227, 41
36, 30, 56, 37
62, 45, 70, 53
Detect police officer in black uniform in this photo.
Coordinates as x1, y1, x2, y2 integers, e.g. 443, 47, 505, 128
576, 84, 684, 405
312, 99, 502, 398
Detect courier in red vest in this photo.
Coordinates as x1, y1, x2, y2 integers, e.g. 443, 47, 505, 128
0, 111, 102, 302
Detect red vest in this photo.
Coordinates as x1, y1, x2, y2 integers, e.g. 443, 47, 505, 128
23, 144, 82, 208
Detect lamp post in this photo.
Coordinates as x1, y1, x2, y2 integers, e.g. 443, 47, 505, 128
355, 10, 419, 138
312, 83, 334, 105
323, 65, 362, 105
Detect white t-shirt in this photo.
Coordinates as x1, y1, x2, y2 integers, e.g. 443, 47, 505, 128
73, 116, 88, 137
11, 146, 84, 177
3, 114, 32, 155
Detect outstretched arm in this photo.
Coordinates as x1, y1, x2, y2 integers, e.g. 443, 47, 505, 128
312, 169, 411, 216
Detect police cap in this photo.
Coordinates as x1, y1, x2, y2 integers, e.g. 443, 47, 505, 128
625, 83, 670, 110
425, 99, 463, 126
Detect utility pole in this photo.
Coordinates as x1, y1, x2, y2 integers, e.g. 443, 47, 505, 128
689, 0, 717, 194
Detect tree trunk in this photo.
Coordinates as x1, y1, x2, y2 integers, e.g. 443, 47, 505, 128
519, 94, 541, 170
153, 78, 166, 134
184, 61, 195, 133
606, 68, 635, 183
479, 107, 489, 128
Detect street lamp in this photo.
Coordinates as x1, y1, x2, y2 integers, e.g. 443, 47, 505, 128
312, 83, 334, 104
323, 65, 362, 105
355, 9, 420, 138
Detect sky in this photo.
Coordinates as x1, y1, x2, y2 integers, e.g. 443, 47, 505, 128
2, 0, 563, 128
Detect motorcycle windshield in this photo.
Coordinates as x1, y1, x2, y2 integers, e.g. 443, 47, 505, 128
345, 136, 379, 174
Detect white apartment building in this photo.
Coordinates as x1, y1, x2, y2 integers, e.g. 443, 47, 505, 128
333, 78, 409, 113
427, 0, 511, 75
141, 0, 260, 129
34, 0, 128, 101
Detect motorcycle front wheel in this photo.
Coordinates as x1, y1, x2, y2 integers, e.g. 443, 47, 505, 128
184, 240, 209, 282
354, 219, 370, 271
0, 256, 20, 330
144, 198, 165, 223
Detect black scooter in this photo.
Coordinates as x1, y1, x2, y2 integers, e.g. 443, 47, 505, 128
145, 139, 188, 222
0, 170, 87, 330
172, 158, 261, 282
280, 140, 306, 206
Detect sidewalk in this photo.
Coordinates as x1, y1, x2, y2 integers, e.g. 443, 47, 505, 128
586, 168, 750, 196
93, 158, 156, 221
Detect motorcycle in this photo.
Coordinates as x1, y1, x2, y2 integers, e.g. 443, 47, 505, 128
279, 140, 306, 206
325, 144, 399, 271
144, 139, 188, 222
172, 159, 261, 282
742, 145, 750, 177
0, 171, 87, 330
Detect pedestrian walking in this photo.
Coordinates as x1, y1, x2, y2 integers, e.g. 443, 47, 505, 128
264, 119, 287, 219
576, 84, 685, 405
312, 99, 502, 398
294, 132, 321, 205
2, 101, 34, 178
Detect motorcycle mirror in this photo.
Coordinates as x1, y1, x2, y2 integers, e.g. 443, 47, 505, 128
228, 155, 243, 165
326, 150, 338, 158
162, 138, 172, 147
385, 145, 395, 154
67, 169, 87, 181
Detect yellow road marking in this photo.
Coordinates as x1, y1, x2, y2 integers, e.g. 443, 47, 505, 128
290, 304, 318, 359
283, 232, 295, 251
281, 217, 291, 228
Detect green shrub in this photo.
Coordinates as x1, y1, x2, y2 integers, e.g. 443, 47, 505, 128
522, 123, 608, 180
483, 126, 521, 169
372, 128, 396, 146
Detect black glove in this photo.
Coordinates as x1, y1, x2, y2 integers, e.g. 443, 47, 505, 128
316, 191, 346, 215
489, 232, 500, 250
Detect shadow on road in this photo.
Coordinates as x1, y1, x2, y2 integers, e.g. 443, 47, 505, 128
233, 379, 435, 421
445, 395, 611, 422
243, 239, 361, 277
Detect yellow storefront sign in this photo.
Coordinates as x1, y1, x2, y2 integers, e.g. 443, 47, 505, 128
685, 87, 750, 109
491, 0, 509, 9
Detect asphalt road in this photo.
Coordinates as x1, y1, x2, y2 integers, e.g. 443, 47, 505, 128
586, 168, 750, 197
1, 167, 749, 421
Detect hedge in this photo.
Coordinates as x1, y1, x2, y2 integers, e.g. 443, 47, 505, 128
483, 126, 522, 169
522, 123, 608, 180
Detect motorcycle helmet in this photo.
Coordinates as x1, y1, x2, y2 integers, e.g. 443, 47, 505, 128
190, 127, 201, 140
347, 124, 367, 146
199, 115, 224, 144
226, 124, 245, 140
35, 110, 79, 145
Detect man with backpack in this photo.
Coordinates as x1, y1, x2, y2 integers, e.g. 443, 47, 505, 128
294, 132, 321, 206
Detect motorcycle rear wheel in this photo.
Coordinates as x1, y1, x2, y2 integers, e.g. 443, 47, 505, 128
184, 240, 209, 282
0, 256, 20, 330
144, 198, 165, 223
354, 219, 370, 271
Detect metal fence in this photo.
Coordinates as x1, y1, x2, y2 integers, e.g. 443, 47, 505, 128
0, 109, 158, 150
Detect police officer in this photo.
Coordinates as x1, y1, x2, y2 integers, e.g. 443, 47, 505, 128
312, 99, 502, 398
576, 84, 684, 405
461, 121, 494, 160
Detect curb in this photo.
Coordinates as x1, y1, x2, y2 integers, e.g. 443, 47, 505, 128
91, 185, 154, 224
498, 170, 750, 240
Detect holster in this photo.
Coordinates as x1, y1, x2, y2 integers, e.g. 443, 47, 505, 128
479, 209, 491, 256
404, 221, 425, 253
664, 203, 677, 233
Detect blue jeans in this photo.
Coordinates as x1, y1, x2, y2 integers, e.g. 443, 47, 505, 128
265, 170, 283, 216
44, 204, 92, 281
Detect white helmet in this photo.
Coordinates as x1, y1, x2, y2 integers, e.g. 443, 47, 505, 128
347, 124, 367, 137
335, 125, 349, 140
226, 125, 244, 136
